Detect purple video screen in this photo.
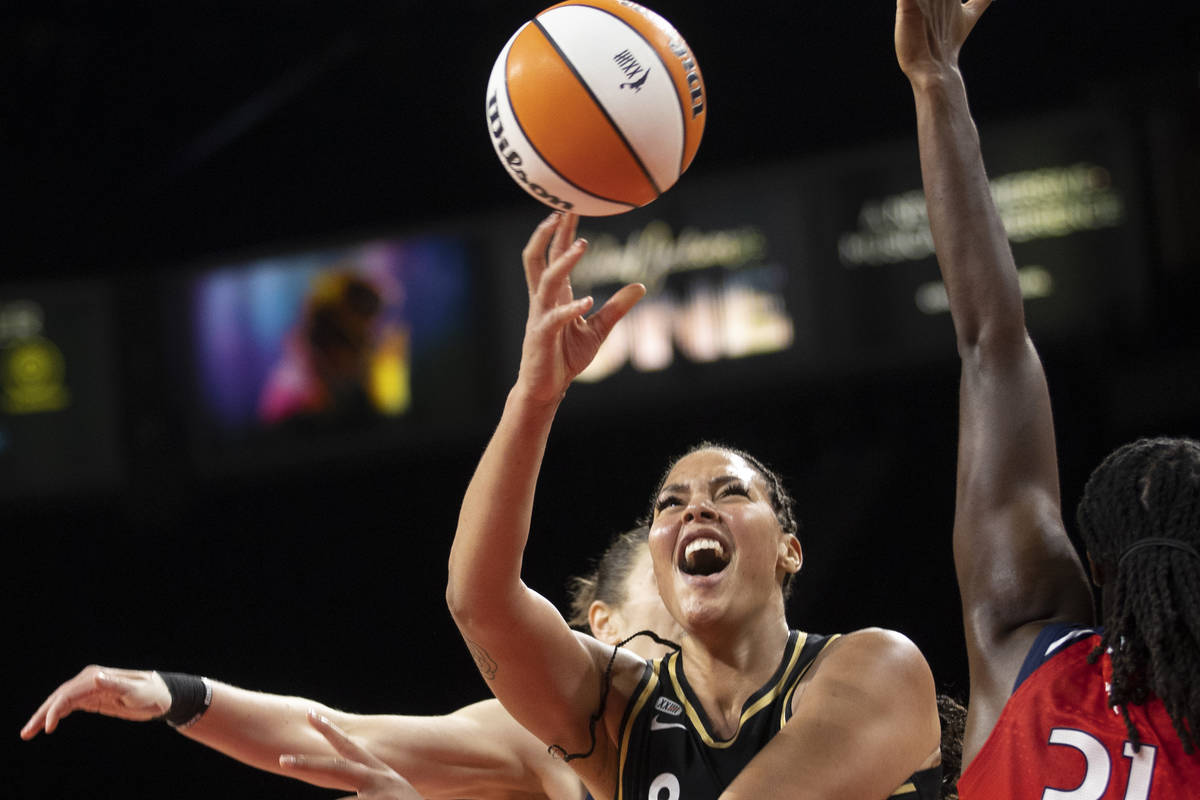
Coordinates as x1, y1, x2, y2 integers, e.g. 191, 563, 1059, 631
177, 233, 483, 469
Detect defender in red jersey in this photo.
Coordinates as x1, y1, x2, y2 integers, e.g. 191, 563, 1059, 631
958, 623, 1199, 798
896, 0, 1200, 797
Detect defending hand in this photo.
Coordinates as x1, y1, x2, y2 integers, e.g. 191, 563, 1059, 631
896, 0, 992, 82
279, 711, 424, 800
21, 665, 171, 739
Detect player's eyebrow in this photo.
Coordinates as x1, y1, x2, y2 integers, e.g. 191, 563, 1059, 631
657, 474, 746, 497
709, 474, 742, 489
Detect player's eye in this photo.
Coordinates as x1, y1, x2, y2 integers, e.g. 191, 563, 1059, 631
719, 481, 749, 498
655, 494, 682, 512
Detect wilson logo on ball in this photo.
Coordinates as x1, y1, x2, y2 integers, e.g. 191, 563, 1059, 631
485, 0, 706, 216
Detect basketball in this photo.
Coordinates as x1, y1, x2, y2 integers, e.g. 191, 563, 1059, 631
485, 1, 706, 216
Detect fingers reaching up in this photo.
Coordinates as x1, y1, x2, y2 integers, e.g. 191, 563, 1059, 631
546, 211, 582, 289
896, 0, 993, 81
279, 711, 424, 800
517, 212, 646, 404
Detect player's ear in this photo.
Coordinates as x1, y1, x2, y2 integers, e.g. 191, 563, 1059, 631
778, 534, 802, 576
589, 600, 622, 645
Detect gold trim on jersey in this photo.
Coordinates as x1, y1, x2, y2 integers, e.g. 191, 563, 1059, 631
778, 633, 842, 728
666, 631, 832, 749
889, 781, 917, 795
616, 661, 660, 800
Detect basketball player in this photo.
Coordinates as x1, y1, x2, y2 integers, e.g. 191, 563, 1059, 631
896, 0, 1200, 795
22, 527, 678, 800
446, 212, 943, 799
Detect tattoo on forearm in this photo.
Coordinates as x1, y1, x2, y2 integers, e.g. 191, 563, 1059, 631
466, 640, 499, 680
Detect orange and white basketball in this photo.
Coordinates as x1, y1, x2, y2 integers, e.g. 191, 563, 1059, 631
485, 0, 706, 216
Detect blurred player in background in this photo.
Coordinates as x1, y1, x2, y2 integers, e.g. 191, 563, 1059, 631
259, 268, 405, 427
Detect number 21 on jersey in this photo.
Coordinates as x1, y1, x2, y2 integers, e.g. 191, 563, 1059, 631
1043, 728, 1157, 800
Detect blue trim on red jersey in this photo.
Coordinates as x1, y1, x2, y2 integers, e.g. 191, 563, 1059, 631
1013, 622, 1101, 693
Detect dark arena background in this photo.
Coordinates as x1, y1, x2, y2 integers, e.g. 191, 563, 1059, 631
7, 3, 1199, 797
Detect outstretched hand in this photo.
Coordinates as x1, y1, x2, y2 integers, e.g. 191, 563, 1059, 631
21, 666, 171, 739
279, 711, 424, 800
517, 212, 645, 405
896, 0, 991, 82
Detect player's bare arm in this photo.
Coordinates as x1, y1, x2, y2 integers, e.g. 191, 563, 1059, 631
896, 0, 1094, 765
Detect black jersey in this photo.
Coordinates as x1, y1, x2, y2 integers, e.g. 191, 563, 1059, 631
614, 630, 941, 800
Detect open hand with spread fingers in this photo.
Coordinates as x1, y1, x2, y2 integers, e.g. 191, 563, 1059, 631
279, 710, 424, 800
516, 211, 645, 406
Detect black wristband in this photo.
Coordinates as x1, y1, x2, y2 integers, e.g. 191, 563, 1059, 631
156, 672, 212, 729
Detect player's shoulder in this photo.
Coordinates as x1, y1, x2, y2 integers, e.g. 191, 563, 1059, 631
806, 627, 934, 692
825, 627, 928, 665
790, 628, 938, 749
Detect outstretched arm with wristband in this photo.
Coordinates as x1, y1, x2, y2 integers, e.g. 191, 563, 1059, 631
21, 664, 577, 799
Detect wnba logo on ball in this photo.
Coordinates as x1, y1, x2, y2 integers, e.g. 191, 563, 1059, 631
613, 49, 651, 92
617, 0, 703, 117
485, 0, 706, 216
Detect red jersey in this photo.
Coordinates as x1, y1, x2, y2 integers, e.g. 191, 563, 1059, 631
959, 624, 1200, 799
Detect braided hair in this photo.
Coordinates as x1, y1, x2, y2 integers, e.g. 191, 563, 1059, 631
936, 694, 967, 800
1076, 436, 1200, 752
648, 441, 802, 598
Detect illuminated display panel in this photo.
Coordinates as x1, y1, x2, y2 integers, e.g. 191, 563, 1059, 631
805, 110, 1147, 371
574, 220, 797, 383
479, 163, 822, 415
486, 110, 1147, 413
171, 234, 483, 473
0, 281, 123, 497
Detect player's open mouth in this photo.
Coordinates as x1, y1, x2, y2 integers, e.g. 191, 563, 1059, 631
679, 537, 730, 576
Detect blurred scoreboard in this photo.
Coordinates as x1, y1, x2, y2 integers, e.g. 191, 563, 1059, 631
810, 110, 1144, 371
0, 281, 124, 498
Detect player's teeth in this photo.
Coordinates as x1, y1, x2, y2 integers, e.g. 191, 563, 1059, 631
684, 538, 725, 566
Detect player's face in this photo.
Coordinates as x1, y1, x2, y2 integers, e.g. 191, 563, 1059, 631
612, 546, 684, 660
648, 448, 793, 634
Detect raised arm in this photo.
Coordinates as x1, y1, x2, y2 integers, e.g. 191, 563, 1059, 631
895, 0, 1093, 761
445, 213, 645, 768
21, 666, 575, 799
